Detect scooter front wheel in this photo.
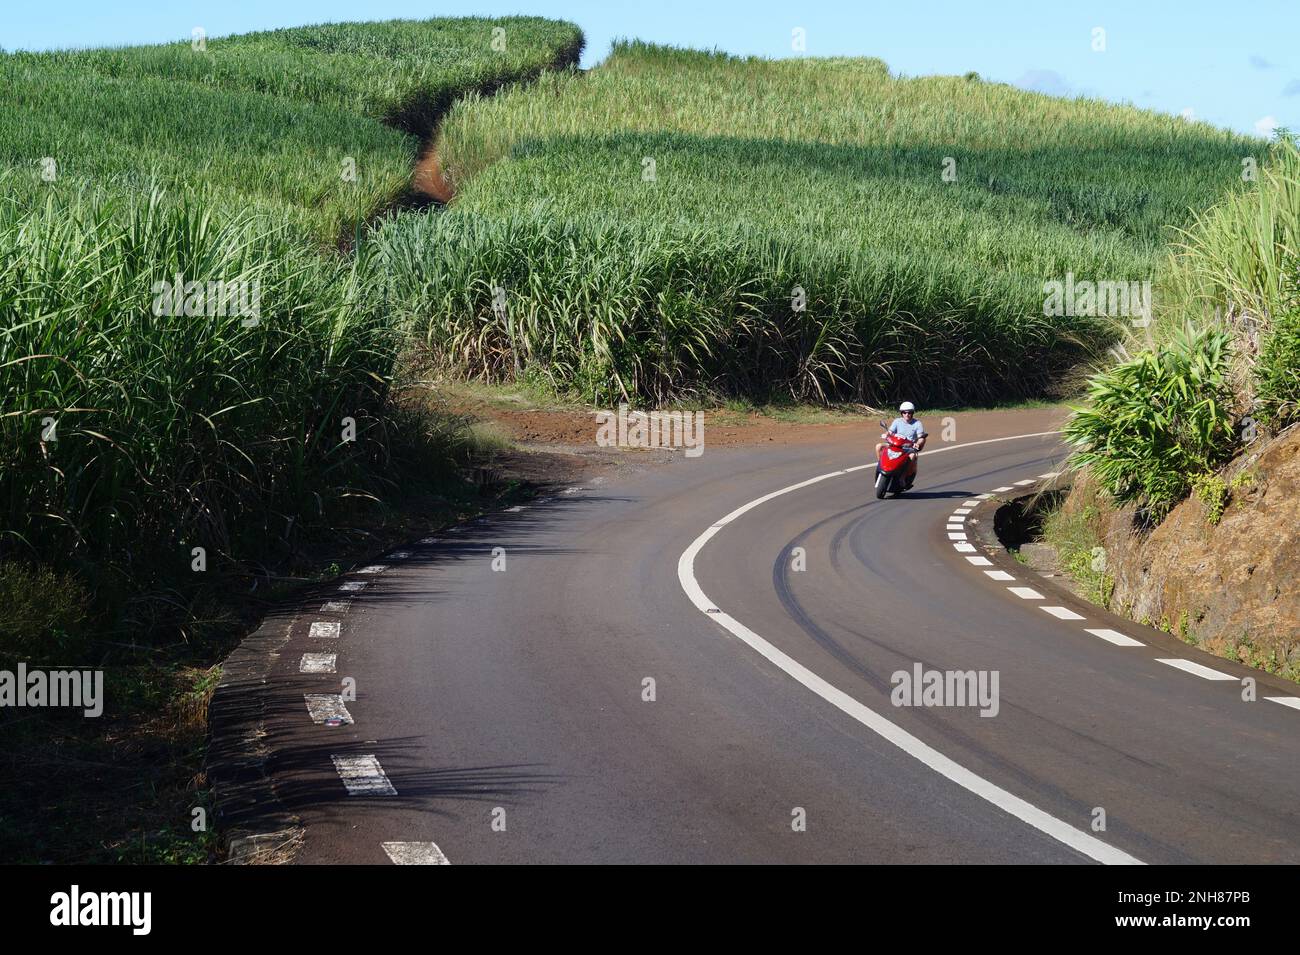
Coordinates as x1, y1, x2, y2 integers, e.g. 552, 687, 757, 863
874, 470, 888, 499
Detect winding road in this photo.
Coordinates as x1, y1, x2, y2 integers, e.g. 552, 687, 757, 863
246, 409, 1300, 865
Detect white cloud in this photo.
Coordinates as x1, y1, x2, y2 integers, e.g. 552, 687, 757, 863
1255, 114, 1279, 137
1180, 107, 1196, 121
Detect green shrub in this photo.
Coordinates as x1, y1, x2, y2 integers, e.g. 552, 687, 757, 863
1255, 278, 1300, 426
1065, 322, 1236, 517
1192, 472, 1229, 524
0, 562, 89, 663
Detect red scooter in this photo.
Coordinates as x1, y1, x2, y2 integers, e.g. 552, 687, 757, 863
874, 421, 917, 499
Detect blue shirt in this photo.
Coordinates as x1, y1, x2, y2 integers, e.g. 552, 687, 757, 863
888, 417, 926, 443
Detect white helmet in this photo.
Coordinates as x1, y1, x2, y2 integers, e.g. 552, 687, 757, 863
899, 401, 916, 412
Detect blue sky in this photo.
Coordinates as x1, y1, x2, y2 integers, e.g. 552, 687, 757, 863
4, 0, 1296, 137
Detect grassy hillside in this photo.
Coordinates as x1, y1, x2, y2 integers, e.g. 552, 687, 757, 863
0, 17, 582, 640
381, 41, 1260, 405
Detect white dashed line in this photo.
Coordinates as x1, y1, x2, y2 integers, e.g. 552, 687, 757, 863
382, 841, 450, 865
1039, 471, 1061, 478
305, 694, 353, 724
949, 515, 967, 523
984, 570, 1016, 581
965, 556, 993, 566
309, 621, 340, 639
389, 551, 411, 559
975, 494, 993, 500
947, 532, 968, 540
1042, 606, 1086, 620
1085, 628, 1144, 647
419, 537, 439, 544
953, 542, 976, 553
358, 565, 387, 574
1008, 587, 1044, 600
332, 755, 396, 796
321, 600, 351, 613
991, 486, 1013, 492
1157, 658, 1236, 681
506, 506, 524, 512
953, 508, 971, 515
961, 501, 979, 507
339, 580, 368, 592
299, 653, 337, 674
1013, 479, 1036, 486
1266, 697, 1300, 710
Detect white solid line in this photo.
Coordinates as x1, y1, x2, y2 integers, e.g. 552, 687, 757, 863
984, 570, 1016, 581
300, 653, 337, 674
382, 841, 451, 865
1014, 479, 1036, 486
305, 694, 353, 724
1157, 658, 1236, 681
677, 429, 1141, 866
339, 580, 368, 592
1008, 587, 1044, 600
1085, 628, 1144, 647
991, 486, 1014, 492
309, 621, 340, 639
332, 755, 397, 796
953, 542, 976, 553
961, 501, 980, 507
1042, 606, 1086, 620
1265, 696, 1300, 711
321, 600, 351, 613
358, 565, 387, 574
947, 532, 968, 540
965, 556, 993, 566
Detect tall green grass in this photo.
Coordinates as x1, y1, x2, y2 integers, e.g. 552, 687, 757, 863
379, 41, 1259, 405
0, 17, 583, 638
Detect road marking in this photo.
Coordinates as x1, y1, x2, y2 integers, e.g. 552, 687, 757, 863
339, 580, 368, 592
1085, 628, 1144, 647
1157, 658, 1236, 681
419, 537, 439, 544
332, 755, 396, 796
975, 494, 992, 500
309, 621, 340, 639
358, 564, 387, 574
679, 429, 1141, 865
1039, 471, 1061, 478
1042, 606, 1086, 620
947, 532, 967, 540
382, 841, 450, 865
984, 570, 1016, 581
305, 694, 353, 724
953, 542, 976, 553
507, 505, 524, 512
1266, 697, 1300, 711
321, 600, 351, 613
949, 515, 967, 523
965, 556, 993, 566
991, 486, 1013, 492
953, 508, 972, 515
1014, 479, 1036, 486
1008, 587, 1044, 600
389, 551, 411, 559
300, 653, 337, 674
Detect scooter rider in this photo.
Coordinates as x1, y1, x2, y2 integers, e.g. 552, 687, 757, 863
875, 401, 928, 489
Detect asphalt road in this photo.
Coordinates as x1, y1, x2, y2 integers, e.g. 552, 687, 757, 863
258, 409, 1300, 864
